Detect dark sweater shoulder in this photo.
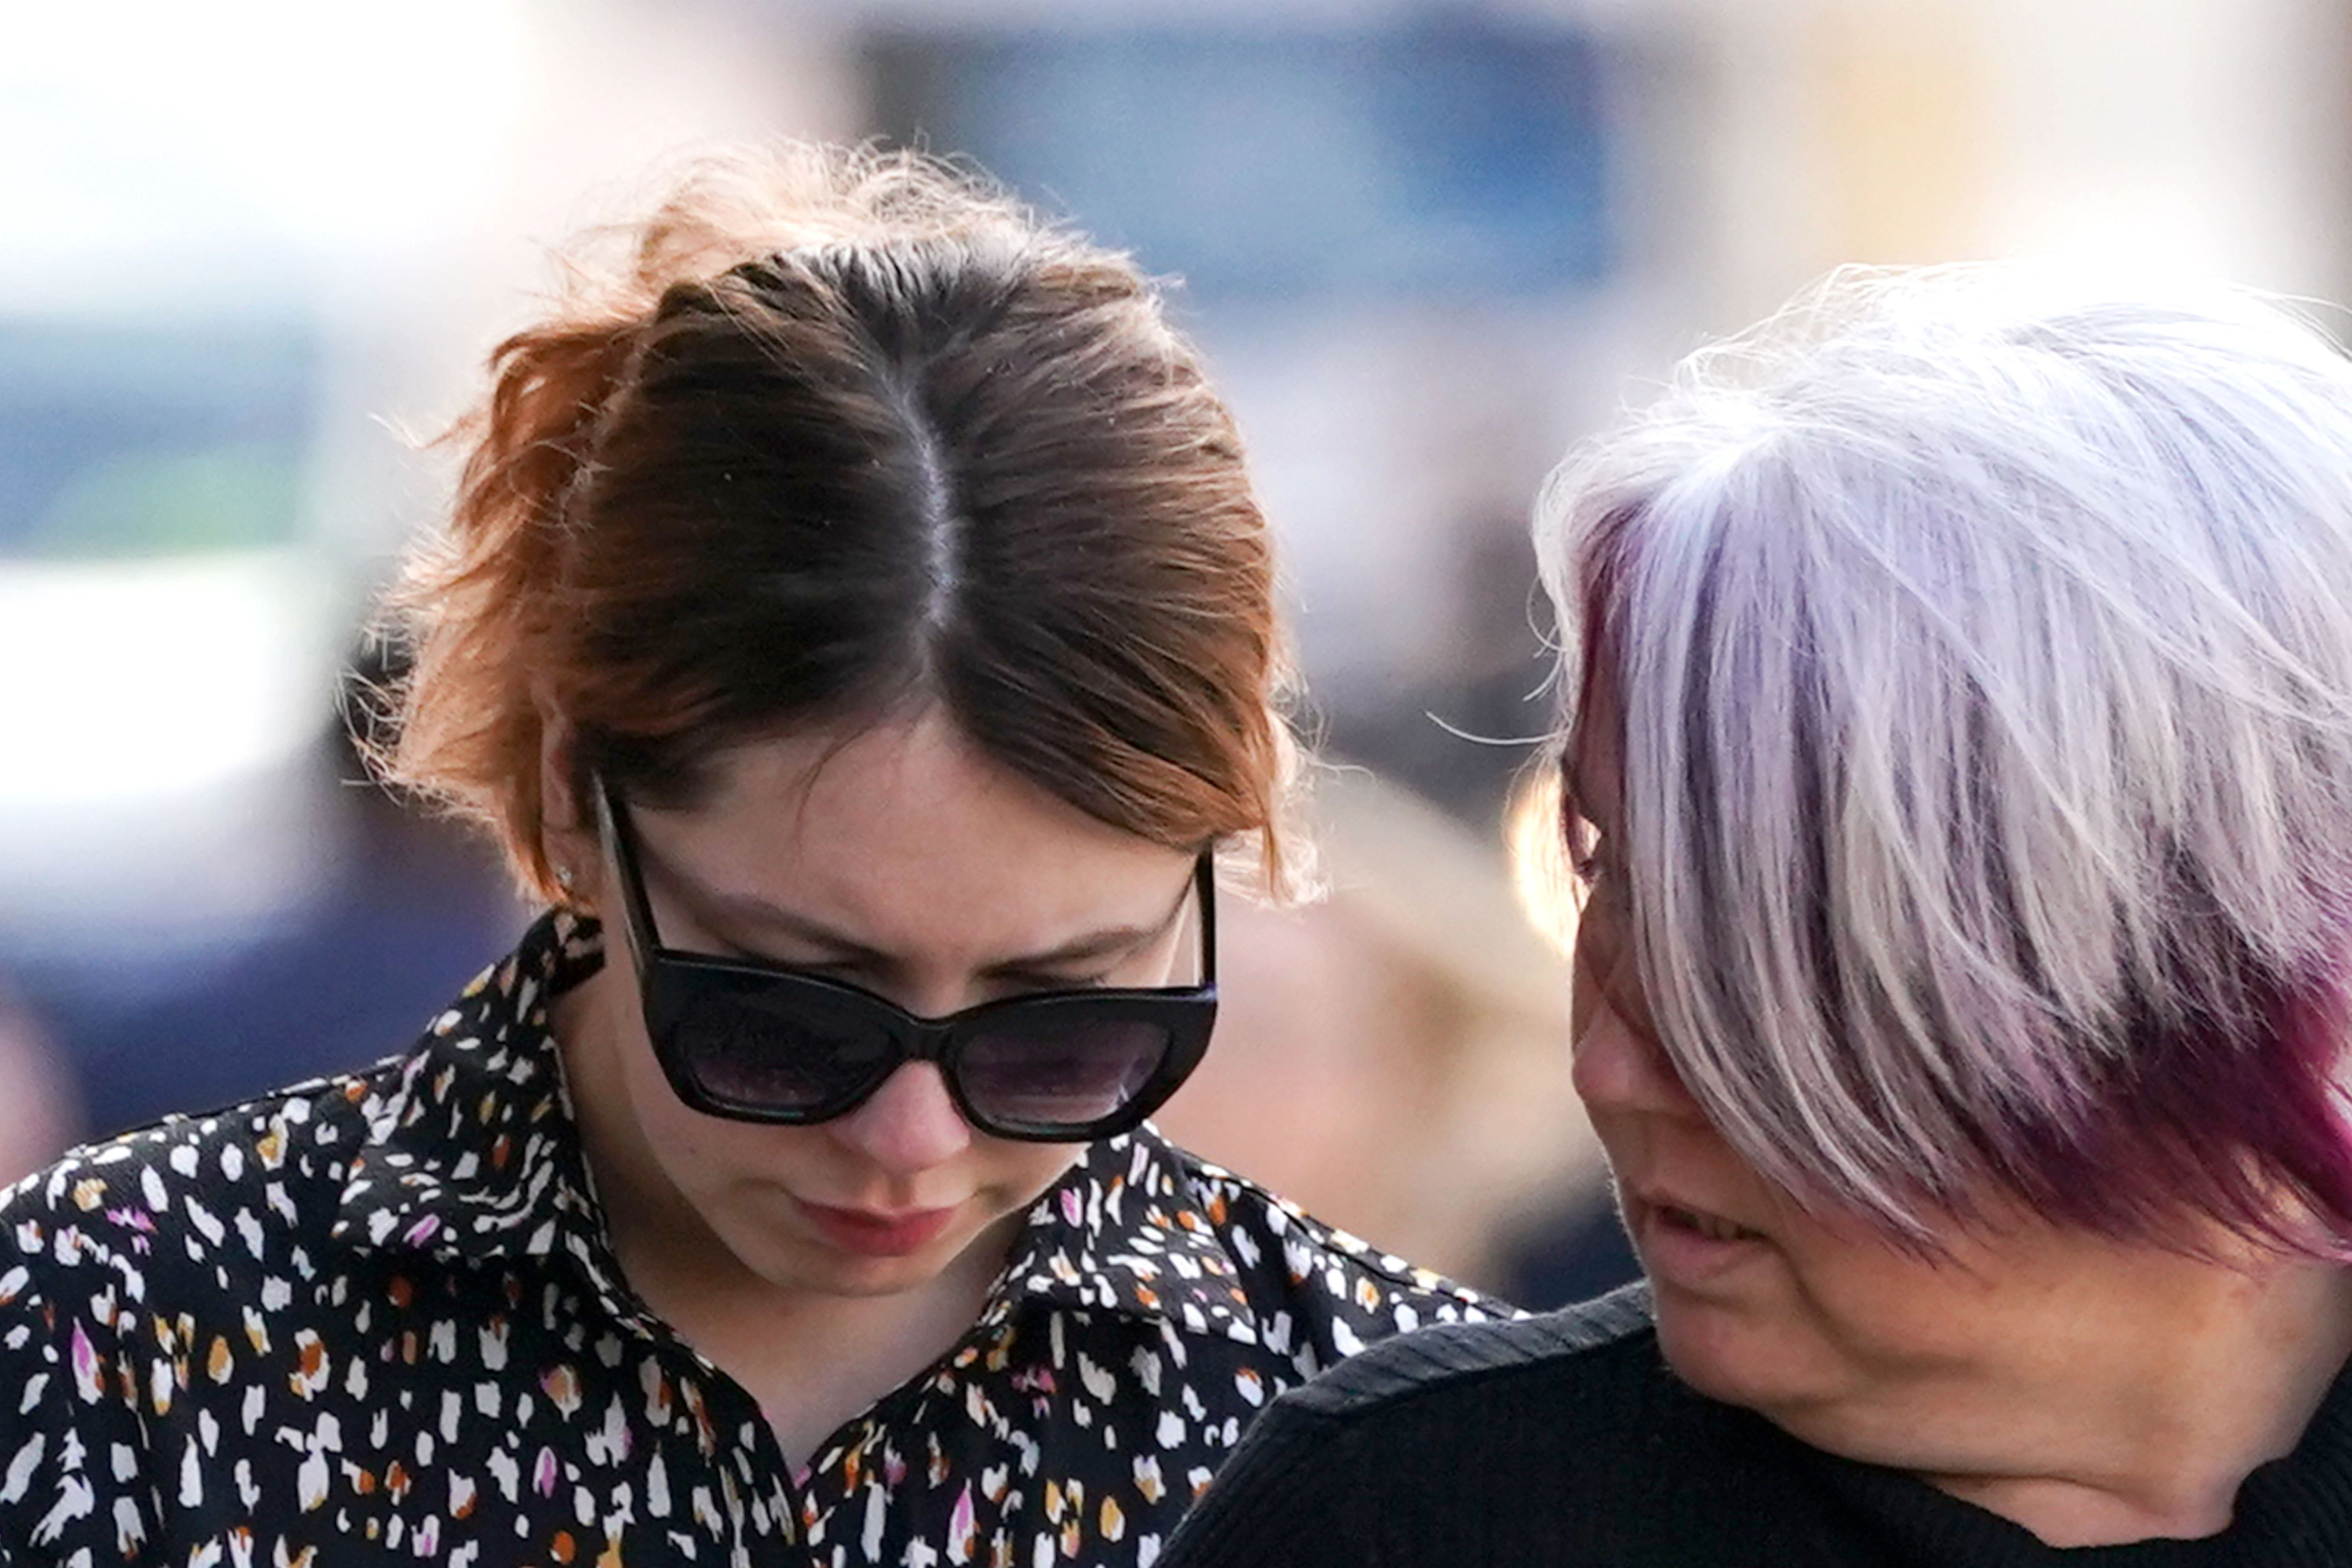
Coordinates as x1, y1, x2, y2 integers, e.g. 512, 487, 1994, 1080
1271, 1279, 1656, 1416
1169, 1283, 2352, 1568
1158, 1285, 1866, 1568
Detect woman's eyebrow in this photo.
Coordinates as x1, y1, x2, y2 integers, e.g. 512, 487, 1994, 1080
626, 827, 887, 963
695, 891, 891, 965
1560, 723, 1630, 841
681, 871, 1195, 974
980, 881, 1196, 976
1560, 751, 1598, 828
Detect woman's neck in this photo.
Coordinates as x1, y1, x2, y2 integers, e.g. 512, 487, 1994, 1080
610, 1194, 1013, 1471
1827, 1248, 2352, 1546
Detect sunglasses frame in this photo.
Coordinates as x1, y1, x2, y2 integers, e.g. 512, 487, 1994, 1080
592, 772, 1219, 1142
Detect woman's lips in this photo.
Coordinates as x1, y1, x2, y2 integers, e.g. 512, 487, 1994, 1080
1655, 1201, 1759, 1242
1629, 1192, 1768, 1285
797, 1200, 961, 1258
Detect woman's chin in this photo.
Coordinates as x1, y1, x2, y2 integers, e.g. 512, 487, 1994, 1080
1648, 1285, 1828, 1414
744, 1236, 959, 1301
733, 1199, 1028, 1303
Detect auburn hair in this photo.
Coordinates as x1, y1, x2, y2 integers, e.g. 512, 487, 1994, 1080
381, 144, 1296, 904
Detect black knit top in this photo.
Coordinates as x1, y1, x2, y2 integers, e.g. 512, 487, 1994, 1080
1158, 1284, 2352, 1567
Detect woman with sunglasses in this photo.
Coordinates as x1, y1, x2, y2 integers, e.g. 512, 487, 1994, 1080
0, 145, 1498, 1566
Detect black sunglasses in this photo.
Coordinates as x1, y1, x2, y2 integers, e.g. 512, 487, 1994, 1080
591, 773, 1219, 1142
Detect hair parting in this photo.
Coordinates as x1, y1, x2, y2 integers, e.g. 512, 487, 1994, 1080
379, 143, 1305, 906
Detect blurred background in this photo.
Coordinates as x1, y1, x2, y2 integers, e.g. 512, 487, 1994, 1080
5, 0, 2349, 1304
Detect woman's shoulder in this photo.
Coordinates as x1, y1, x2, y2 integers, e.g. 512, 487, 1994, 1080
1271, 1281, 1659, 1420
1039, 1131, 1517, 1388
1154, 1287, 1839, 1568
0, 916, 594, 1310
1169, 1143, 1510, 1319
0, 1050, 411, 1300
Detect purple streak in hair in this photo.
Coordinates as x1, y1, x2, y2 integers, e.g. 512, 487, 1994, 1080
1985, 949, 2352, 1259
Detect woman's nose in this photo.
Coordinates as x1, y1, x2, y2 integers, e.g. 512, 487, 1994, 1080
826, 1061, 973, 1174
1572, 1000, 1703, 1120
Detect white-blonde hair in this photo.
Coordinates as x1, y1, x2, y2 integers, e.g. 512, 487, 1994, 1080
1539, 263, 2352, 1247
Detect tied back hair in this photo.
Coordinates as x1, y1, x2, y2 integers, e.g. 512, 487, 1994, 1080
385, 143, 1300, 905
390, 148, 1011, 881
1540, 263, 2352, 1251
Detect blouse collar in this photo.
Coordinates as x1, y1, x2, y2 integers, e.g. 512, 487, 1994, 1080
328, 909, 1258, 1341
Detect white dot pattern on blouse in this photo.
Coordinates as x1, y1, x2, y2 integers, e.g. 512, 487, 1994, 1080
0, 911, 1506, 1565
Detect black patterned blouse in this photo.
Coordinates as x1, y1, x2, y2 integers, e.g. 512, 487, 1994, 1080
0, 911, 1504, 1566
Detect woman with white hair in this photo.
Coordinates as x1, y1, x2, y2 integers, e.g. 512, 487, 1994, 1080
1159, 265, 2352, 1565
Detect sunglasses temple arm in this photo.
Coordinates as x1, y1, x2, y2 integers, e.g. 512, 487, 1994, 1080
1195, 852, 1218, 988
593, 773, 664, 987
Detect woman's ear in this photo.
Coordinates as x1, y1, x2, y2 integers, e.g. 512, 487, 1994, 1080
535, 697, 601, 911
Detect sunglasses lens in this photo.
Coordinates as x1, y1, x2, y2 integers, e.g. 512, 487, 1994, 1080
958, 1015, 1172, 1131
668, 985, 893, 1113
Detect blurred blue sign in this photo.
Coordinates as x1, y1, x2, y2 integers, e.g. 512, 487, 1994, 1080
0, 319, 317, 559
866, 20, 1616, 302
